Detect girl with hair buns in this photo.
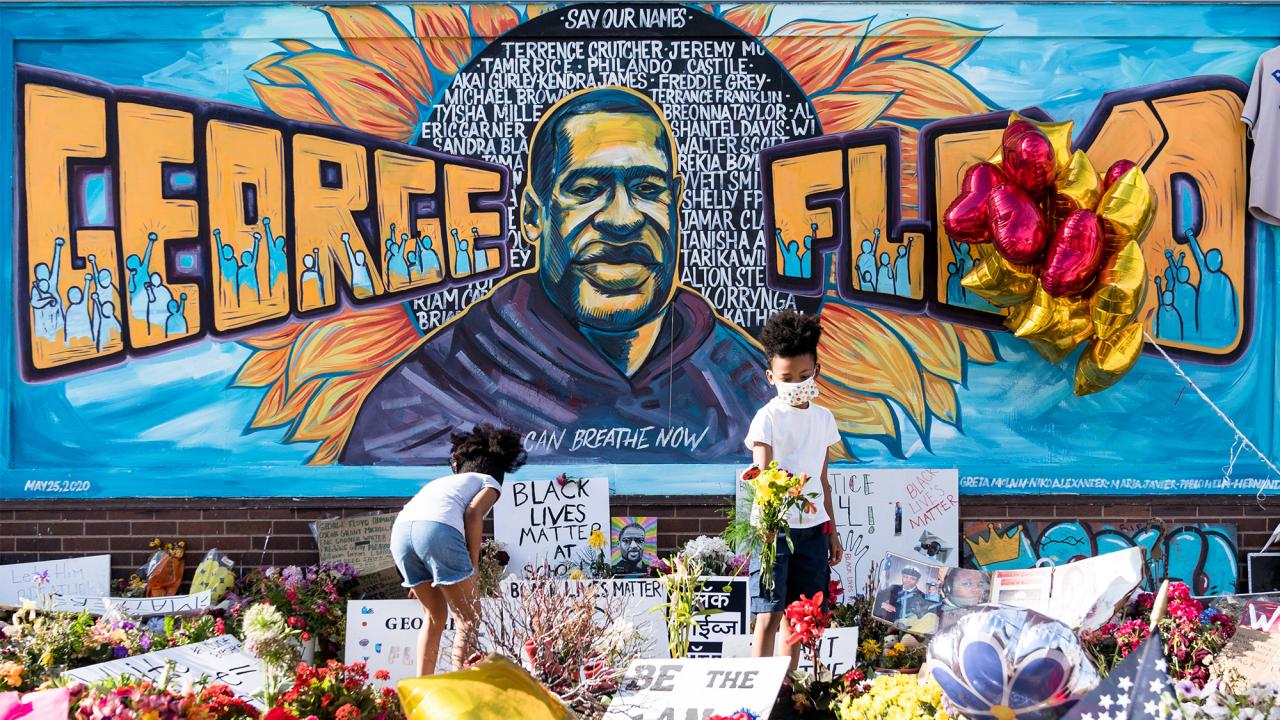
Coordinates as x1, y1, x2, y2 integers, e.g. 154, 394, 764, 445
389, 423, 527, 675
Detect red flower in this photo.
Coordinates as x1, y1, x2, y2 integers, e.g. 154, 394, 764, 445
742, 466, 761, 481
321, 692, 334, 707
829, 579, 844, 602
784, 592, 829, 648
374, 670, 390, 681
496, 550, 511, 566
300, 631, 312, 642
263, 709, 298, 720
335, 704, 360, 720
213, 618, 226, 635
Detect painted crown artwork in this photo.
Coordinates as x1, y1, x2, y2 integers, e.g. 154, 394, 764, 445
2, 1, 1275, 498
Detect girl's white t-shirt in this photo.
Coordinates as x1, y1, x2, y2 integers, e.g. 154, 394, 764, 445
395, 472, 501, 534
745, 398, 841, 529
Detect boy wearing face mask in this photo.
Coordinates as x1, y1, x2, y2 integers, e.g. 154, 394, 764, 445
746, 311, 844, 669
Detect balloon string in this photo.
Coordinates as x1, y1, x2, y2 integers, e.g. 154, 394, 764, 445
1142, 329, 1280, 506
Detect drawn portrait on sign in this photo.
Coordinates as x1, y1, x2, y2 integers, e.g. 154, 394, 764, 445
340, 87, 772, 465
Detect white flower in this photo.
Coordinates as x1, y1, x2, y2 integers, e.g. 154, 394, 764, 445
595, 619, 640, 657
681, 535, 731, 573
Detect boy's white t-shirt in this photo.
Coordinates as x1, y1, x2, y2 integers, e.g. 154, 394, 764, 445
744, 398, 841, 529
395, 472, 501, 534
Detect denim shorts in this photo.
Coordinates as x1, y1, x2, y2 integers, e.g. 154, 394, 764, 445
390, 520, 474, 588
749, 524, 831, 614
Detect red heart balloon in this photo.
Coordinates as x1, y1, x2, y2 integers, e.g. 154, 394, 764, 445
1103, 159, 1137, 190
1042, 209, 1105, 297
1002, 121, 1057, 195
943, 162, 1006, 243
987, 184, 1050, 264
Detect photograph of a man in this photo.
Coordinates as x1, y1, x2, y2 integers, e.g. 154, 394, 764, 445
873, 561, 943, 630
611, 517, 655, 577
341, 87, 771, 466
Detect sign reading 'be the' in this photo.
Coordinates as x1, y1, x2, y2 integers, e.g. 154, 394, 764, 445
604, 657, 789, 720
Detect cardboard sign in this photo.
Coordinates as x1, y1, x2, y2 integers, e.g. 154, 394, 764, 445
312, 513, 397, 575
52, 590, 212, 616
346, 578, 669, 687
493, 477, 610, 577
1211, 626, 1280, 690
0, 555, 110, 607
605, 657, 790, 720
65, 635, 263, 705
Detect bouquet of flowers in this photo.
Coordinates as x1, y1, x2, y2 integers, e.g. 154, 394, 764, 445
68, 676, 260, 720
475, 539, 512, 596
680, 536, 749, 577
835, 674, 951, 720
725, 461, 819, 595
1080, 581, 1236, 687
272, 660, 403, 720
0, 605, 111, 687
228, 563, 358, 661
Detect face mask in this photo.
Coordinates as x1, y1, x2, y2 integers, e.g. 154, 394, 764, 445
775, 376, 819, 406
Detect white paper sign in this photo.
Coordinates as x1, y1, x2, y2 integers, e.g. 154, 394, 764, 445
715, 626, 859, 674
493, 476, 610, 577
828, 469, 959, 596
65, 636, 263, 705
797, 626, 860, 676
605, 657, 790, 720
0, 555, 111, 607
52, 591, 213, 617
346, 578, 669, 688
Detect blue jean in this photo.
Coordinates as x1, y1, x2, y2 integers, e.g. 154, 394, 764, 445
390, 520, 474, 587
749, 524, 831, 614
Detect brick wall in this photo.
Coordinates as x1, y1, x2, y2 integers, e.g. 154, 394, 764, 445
2, 495, 1277, 586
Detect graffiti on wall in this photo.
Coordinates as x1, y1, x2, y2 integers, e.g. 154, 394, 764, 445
962, 520, 1240, 595
3, 2, 1277, 497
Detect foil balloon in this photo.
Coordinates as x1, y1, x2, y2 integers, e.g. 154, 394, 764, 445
1051, 150, 1102, 220
1009, 287, 1093, 364
928, 605, 1100, 720
1009, 112, 1074, 174
1002, 121, 1057, 195
1090, 240, 1147, 339
1102, 159, 1137, 190
398, 654, 570, 720
944, 162, 1007, 243
1074, 322, 1144, 396
962, 251, 1038, 307
987, 185, 1050, 264
1097, 165, 1155, 249
1041, 209, 1105, 298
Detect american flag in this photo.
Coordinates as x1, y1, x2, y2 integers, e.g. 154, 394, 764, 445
1061, 631, 1175, 720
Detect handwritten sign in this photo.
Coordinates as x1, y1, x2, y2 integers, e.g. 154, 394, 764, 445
65, 635, 264, 705
347, 578, 669, 687
604, 657, 790, 720
1211, 626, 1280, 690
797, 627, 860, 676
719, 626, 859, 674
493, 477, 609, 576
0, 555, 110, 607
829, 469, 959, 595
313, 513, 397, 575
52, 590, 212, 617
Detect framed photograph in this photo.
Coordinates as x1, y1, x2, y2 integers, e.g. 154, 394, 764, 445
1248, 553, 1280, 594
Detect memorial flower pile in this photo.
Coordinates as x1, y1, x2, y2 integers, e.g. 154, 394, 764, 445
1167, 679, 1280, 720
725, 462, 819, 594
227, 564, 358, 662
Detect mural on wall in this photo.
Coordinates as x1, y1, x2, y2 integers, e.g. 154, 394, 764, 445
3, 2, 1277, 497
961, 520, 1240, 595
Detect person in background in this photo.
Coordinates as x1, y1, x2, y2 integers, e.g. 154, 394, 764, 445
746, 310, 844, 672
390, 423, 527, 676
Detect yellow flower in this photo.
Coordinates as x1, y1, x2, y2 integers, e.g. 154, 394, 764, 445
141, 712, 160, 720
39, 651, 54, 668
860, 638, 882, 658
567, 568, 585, 581
588, 528, 605, 552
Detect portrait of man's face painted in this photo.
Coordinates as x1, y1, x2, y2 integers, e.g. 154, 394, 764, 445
523, 91, 683, 334
611, 516, 657, 575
